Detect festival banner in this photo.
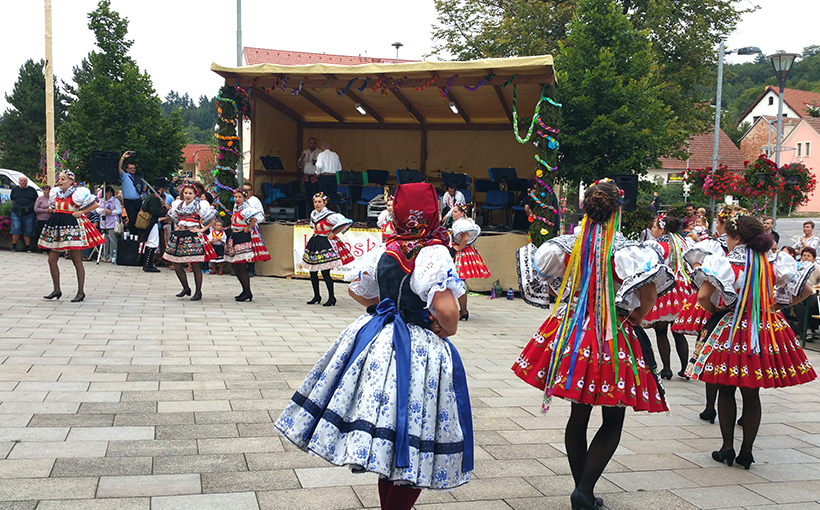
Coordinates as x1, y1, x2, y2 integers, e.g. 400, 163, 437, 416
293, 225, 382, 279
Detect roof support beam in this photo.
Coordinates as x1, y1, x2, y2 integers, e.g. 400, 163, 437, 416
253, 89, 304, 122
344, 89, 384, 123
380, 74, 424, 124
223, 74, 552, 91
299, 90, 345, 123
446, 91, 470, 124
493, 85, 514, 125
301, 122, 511, 131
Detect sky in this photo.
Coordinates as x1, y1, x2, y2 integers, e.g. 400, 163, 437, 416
0, 0, 818, 113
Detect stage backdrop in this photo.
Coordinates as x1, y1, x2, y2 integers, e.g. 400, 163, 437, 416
293, 225, 382, 279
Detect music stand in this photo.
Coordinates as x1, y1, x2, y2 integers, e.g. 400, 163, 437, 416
336, 171, 367, 186
442, 172, 470, 190
506, 178, 530, 192
488, 167, 517, 184
396, 168, 422, 184
261, 156, 285, 189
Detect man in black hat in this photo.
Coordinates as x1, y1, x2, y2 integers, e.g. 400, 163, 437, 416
139, 178, 170, 273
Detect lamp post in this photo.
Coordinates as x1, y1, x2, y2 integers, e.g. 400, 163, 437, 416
711, 44, 761, 231
392, 42, 403, 63
767, 52, 801, 228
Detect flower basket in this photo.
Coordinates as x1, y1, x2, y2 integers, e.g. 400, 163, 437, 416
741, 155, 783, 200
779, 161, 817, 211
699, 165, 739, 200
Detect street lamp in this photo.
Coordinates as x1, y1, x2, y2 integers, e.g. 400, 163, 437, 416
711, 43, 762, 230
392, 42, 403, 64
767, 52, 801, 228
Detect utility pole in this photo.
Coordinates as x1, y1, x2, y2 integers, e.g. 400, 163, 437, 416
44, 0, 55, 186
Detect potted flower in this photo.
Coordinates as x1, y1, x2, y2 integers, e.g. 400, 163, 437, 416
701, 165, 740, 200
741, 155, 784, 200
779, 161, 817, 213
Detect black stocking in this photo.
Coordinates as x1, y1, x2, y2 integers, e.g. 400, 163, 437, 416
47, 251, 61, 293
321, 269, 334, 299
704, 382, 718, 412
69, 250, 85, 295
654, 322, 671, 371
173, 263, 190, 291
671, 331, 689, 372
566, 403, 593, 488
717, 384, 737, 451
739, 387, 761, 453
309, 271, 321, 299
576, 406, 625, 500
192, 267, 203, 295
233, 262, 250, 294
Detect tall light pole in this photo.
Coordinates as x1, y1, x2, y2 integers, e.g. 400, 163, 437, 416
711, 44, 761, 231
392, 42, 403, 63
767, 52, 800, 228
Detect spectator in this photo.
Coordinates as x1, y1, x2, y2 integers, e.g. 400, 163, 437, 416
118, 152, 143, 232
762, 216, 780, 246
650, 191, 661, 213
681, 202, 696, 233
794, 220, 820, 253
96, 186, 122, 262
33, 185, 52, 252
10, 176, 38, 252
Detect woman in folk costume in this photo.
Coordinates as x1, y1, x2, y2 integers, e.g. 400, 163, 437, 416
689, 215, 816, 470
224, 188, 270, 302
513, 180, 674, 510
450, 204, 490, 321
303, 192, 353, 307
641, 214, 694, 380
275, 183, 473, 509
162, 183, 218, 301
39, 170, 105, 302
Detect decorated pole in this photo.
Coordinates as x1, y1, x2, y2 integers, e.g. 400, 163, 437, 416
44, 0, 55, 186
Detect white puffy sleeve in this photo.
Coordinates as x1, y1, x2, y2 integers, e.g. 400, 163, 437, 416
613, 244, 675, 312
410, 245, 465, 313
772, 252, 814, 305
516, 238, 570, 309
71, 187, 98, 209
199, 200, 217, 225
326, 212, 353, 234
49, 187, 58, 207
346, 245, 386, 300
166, 200, 182, 223
683, 238, 723, 268
241, 205, 264, 223
377, 210, 391, 228
692, 254, 737, 307
452, 218, 480, 244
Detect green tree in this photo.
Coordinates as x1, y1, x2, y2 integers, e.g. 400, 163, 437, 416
59, 0, 185, 183
0, 59, 68, 175
556, 0, 680, 185
162, 91, 218, 144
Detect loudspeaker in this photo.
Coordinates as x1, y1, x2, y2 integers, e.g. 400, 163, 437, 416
611, 174, 638, 212
91, 151, 120, 183
116, 239, 141, 266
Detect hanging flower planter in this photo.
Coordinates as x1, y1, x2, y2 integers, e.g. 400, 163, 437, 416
756, 173, 768, 184
779, 161, 817, 211
741, 155, 783, 200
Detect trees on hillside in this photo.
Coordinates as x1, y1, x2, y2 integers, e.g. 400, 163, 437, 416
162, 92, 218, 144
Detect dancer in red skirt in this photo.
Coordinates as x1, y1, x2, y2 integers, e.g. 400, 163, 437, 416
303, 193, 353, 307
689, 215, 816, 470
642, 215, 693, 380
514, 180, 675, 510
163, 183, 218, 301
224, 189, 270, 302
39, 170, 105, 302
450, 204, 490, 321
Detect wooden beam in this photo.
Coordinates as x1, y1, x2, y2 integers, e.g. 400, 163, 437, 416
300, 90, 345, 123
446, 91, 470, 124
222, 73, 553, 91
253, 89, 304, 122
296, 121, 304, 171
344, 89, 384, 123
380, 74, 424, 124
494, 85, 514, 125
420, 127, 427, 178
301, 122, 511, 131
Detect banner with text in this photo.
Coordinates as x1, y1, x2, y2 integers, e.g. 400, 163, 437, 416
293, 225, 382, 279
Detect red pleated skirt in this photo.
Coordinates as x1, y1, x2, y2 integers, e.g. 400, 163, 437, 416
642, 277, 692, 325
671, 291, 712, 336
454, 245, 491, 279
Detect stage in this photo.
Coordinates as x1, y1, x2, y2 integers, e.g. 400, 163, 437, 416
254, 221, 528, 293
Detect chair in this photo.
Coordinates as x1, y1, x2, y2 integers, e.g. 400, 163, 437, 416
356, 186, 383, 222
460, 189, 471, 205
481, 190, 514, 227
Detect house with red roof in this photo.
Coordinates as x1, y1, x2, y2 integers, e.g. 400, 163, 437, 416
181, 144, 214, 181
780, 117, 820, 212
738, 87, 820, 126
738, 115, 801, 163
647, 128, 746, 184
242, 47, 417, 66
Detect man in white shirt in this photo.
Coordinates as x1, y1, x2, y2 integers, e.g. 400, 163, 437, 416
316, 142, 342, 206
297, 137, 321, 198
440, 183, 466, 222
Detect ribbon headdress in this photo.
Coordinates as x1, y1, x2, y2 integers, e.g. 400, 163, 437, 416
385, 183, 450, 273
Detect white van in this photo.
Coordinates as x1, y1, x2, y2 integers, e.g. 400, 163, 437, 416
0, 169, 43, 203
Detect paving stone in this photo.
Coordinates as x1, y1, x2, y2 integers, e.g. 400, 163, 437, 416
743, 480, 820, 504
202, 469, 300, 492
152, 492, 259, 510
450, 477, 541, 501
28, 413, 115, 428
113, 412, 194, 427
595, 490, 699, 510
0, 476, 98, 500
35, 499, 149, 510
256, 486, 362, 510
96, 473, 201, 498
105, 439, 198, 457
245, 451, 333, 471
155, 423, 238, 440
604, 470, 700, 492
197, 437, 283, 454
0, 427, 69, 442
79, 402, 156, 414
0, 459, 55, 478
194, 410, 271, 424
0, 502, 38, 510
126, 372, 192, 382
51, 456, 153, 477
67, 426, 154, 441
157, 400, 230, 413
671, 485, 775, 509
153, 454, 247, 474
295, 466, 377, 488
7, 440, 108, 459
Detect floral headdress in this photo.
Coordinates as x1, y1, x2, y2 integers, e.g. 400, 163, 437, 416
313, 192, 328, 202
657, 213, 667, 231
591, 177, 625, 206
58, 170, 75, 182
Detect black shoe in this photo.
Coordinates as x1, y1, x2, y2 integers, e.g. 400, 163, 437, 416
711, 448, 736, 466
595, 497, 603, 508
235, 292, 253, 302
247, 271, 255, 278
323, 297, 336, 307
660, 369, 673, 380
175, 288, 192, 298
735, 450, 755, 470
43, 291, 62, 300
737, 415, 744, 427
306, 296, 321, 305
190, 292, 202, 301
143, 266, 160, 273
460, 311, 469, 321
570, 488, 597, 510
11, 244, 17, 252
678, 369, 690, 380
71, 293, 85, 303
699, 408, 717, 424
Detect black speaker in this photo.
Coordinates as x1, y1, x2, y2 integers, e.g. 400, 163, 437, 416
116, 239, 141, 266
90, 151, 120, 183
610, 174, 638, 212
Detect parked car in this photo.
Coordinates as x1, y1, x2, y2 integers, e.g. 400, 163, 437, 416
0, 169, 43, 203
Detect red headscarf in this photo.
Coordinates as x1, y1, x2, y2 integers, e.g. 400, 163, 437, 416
385, 183, 450, 273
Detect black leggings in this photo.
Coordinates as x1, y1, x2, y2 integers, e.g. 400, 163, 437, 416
309, 269, 334, 299
233, 262, 251, 295
565, 403, 625, 502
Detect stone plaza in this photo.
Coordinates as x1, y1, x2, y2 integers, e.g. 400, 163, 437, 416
0, 250, 819, 510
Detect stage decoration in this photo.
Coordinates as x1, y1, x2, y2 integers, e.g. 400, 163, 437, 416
500, 74, 518, 87
213, 84, 249, 214
465, 74, 494, 91
536, 117, 560, 134
313, 77, 332, 94
414, 75, 438, 92
337, 78, 357, 96
439, 74, 459, 98
291, 78, 304, 96
535, 155, 556, 172
528, 188, 559, 215
511, 85, 548, 144
358, 77, 370, 92
525, 84, 561, 245
394, 76, 407, 90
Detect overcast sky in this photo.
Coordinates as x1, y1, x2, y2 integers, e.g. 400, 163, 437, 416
1, 0, 818, 113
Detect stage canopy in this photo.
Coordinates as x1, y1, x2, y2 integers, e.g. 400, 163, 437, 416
210, 55, 555, 190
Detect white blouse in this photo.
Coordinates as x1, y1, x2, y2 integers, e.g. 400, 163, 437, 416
167, 198, 217, 229
451, 218, 480, 245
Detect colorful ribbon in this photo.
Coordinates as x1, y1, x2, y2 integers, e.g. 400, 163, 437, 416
440, 74, 458, 98
414, 75, 438, 92
464, 74, 494, 91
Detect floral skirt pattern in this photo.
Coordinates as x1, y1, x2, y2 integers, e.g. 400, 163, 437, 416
642, 277, 692, 326
275, 313, 472, 490
512, 315, 668, 413
454, 245, 491, 279
687, 311, 816, 388
38, 213, 105, 251
671, 291, 711, 337
303, 235, 354, 272
224, 230, 271, 263
163, 230, 216, 263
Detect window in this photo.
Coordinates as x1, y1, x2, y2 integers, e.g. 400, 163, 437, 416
797, 143, 802, 157
807, 142, 812, 157
768, 96, 774, 105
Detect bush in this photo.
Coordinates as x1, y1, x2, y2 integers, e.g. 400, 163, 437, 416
0, 201, 12, 238
622, 200, 655, 239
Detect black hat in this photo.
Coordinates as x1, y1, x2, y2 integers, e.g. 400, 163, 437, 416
153, 177, 168, 189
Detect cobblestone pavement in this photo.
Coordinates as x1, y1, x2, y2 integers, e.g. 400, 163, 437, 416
1, 250, 819, 510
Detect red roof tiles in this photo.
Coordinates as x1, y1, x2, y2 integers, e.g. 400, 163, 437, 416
739, 86, 820, 123
243, 47, 418, 66
657, 129, 746, 171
